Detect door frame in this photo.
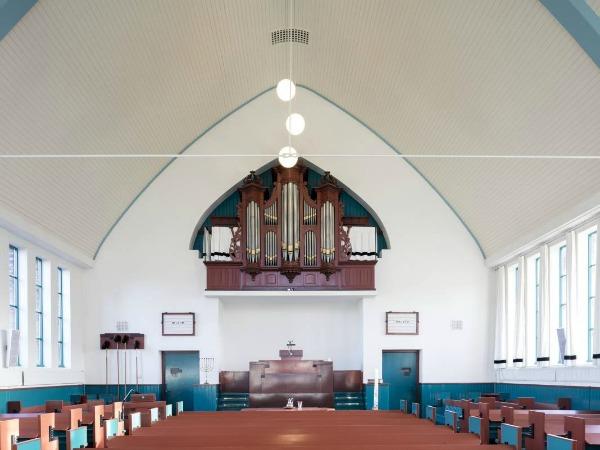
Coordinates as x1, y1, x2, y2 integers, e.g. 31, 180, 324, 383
160, 350, 200, 402
382, 349, 421, 404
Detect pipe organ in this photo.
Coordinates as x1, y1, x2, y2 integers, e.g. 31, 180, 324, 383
200, 162, 381, 290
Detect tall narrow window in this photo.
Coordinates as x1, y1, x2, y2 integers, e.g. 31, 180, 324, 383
558, 244, 567, 329
589, 231, 597, 362
57, 267, 65, 368
35, 257, 44, 367
8, 246, 19, 331
535, 256, 541, 358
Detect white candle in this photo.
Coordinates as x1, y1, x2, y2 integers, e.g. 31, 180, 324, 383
373, 368, 379, 410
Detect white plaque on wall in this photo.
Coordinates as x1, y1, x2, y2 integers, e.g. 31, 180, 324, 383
162, 312, 195, 336
386, 312, 419, 335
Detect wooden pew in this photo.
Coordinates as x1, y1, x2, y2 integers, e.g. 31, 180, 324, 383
0, 413, 56, 450
516, 397, 571, 410
1, 418, 20, 450
6, 403, 64, 415
398, 399, 409, 414
517, 410, 600, 450
546, 416, 600, 450
65, 400, 123, 448
468, 399, 523, 444
444, 399, 467, 432
409, 402, 420, 418
79, 405, 104, 448
103, 409, 512, 450
51, 409, 87, 450
174, 401, 184, 416
425, 405, 437, 424
124, 413, 141, 436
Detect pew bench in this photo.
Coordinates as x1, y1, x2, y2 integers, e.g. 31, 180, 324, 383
468, 400, 523, 444
517, 411, 600, 450
0, 413, 56, 450
546, 416, 600, 450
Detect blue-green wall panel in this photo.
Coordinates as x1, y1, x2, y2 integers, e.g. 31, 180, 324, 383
364, 383, 390, 410
193, 384, 218, 411
495, 383, 591, 409
84, 384, 162, 403
420, 383, 494, 406
0, 385, 83, 414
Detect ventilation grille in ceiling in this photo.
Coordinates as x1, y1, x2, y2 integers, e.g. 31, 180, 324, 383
271, 28, 309, 45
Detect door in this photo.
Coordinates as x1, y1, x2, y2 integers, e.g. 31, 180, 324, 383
162, 351, 199, 411
382, 350, 418, 410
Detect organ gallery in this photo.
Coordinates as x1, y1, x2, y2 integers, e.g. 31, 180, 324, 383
194, 161, 387, 290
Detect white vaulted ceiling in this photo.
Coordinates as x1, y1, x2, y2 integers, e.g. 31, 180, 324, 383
1, 0, 600, 261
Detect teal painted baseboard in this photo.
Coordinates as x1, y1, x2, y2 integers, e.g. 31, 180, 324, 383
84, 384, 162, 403
0, 385, 84, 414
420, 383, 495, 406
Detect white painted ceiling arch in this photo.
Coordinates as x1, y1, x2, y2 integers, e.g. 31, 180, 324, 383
1, 0, 600, 262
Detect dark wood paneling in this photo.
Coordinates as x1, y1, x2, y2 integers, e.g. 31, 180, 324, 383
206, 261, 375, 291
333, 370, 363, 392
342, 217, 370, 226
249, 359, 333, 408
219, 371, 250, 393
205, 262, 242, 290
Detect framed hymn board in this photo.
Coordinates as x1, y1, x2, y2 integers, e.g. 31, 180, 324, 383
386, 311, 419, 335
162, 312, 195, 336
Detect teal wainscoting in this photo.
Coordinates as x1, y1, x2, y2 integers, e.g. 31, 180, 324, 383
364, 383, 390, 410
495, 383, 592, 409
420, 383, 494, 407
193, 384, 218, 411
83, 384, 163, 403
0, 385, 84, 413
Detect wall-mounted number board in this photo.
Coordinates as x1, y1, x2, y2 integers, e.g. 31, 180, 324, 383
386, 311, 419, 335
162, 312, 195, 336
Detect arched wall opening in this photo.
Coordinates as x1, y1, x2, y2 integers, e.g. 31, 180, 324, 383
82, 86, 493, 390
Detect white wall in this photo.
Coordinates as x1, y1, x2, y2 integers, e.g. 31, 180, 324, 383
0, 226, 85, 387
220, 298, 363, 371
83, 87, 495, 385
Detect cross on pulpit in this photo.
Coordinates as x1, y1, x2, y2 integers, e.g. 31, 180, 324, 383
279, 340, 303, 360
287, 340, 295, 355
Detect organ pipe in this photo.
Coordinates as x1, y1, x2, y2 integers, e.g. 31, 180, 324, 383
246, 201, 260, 263
232, 165, 351, 282
321, 201, 335, 263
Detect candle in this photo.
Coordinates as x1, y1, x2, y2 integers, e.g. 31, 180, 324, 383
373, 368, 379, 410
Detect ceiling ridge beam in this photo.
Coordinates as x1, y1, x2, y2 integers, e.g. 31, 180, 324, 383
0, 0, 37, 42
540, 0, 600, 69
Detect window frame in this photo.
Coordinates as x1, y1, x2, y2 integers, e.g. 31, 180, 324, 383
8, 245, 20, 332
57, 267, 65, 368
535, 255, 541, 360
35, 257, 44, 367
588, 231, 597, 362
558, 244, 567, 330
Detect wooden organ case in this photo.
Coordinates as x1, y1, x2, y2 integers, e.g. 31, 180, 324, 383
203, 163, 378, 290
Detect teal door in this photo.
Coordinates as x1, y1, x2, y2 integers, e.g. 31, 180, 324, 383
382, 351, 418, 410
162, 351, 199, 411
